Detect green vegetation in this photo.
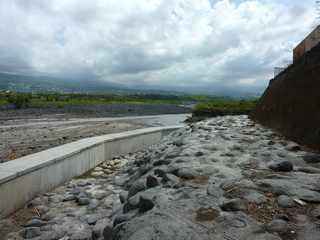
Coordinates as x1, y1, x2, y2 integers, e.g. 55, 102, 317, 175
0, 92, 32, 109
192, 99, 257, 117
0, 91, 258, 118
0, 92, 197, 108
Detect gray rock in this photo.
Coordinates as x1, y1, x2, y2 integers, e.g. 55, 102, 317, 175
195, 151, 204, 157
266, 219, 289, 234
162, 173, 181, 188
64, 221, 92, 240
277, 195, 295, 208
93, 219, 111, 240
206, 182, 224, 198
114, 175, 127, 186
220, 199, 247, 212
123, 195, 140, 213
258, 179, 320, 202
112, 209, 208, 240
139, 194, 155, 213
300, 192, 320, 203
177, 168, 198, 179
94, 191, 110, 200
113, 213, 136, 227
309, 206, 320, 219
63, 194, 77, 202
77, 181, 91, 187
146, 175, 159, 188
247, 233, 282, 240
6, 232, 24, 240
86, 215, 99, 225
39, 230, 65, 240
268, 161, 293, 172
243, 190, 267, 204
24, 218, 47, 228
77, 192, 90, 200
78, 198, 90, 206
20, 227, 41, 239
70, 188, 81, 195
70, 231, 92, 240
286, 143, 301, 152
154, 168, 167, 178
119, 191, 128, 204
173, 139, 184, 147
153, 159, 171, 166
128, 180, 146, 198
297, 166, 320, 174
103, 225, 113, 240
88, 199, 100, 210
303, 153, 320, 163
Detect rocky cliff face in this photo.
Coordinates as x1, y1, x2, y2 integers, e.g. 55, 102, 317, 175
252, 43, 320, 149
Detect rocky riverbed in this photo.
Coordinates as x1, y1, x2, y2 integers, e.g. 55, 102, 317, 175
0, 114, 188, 163
2, 115, 320, 240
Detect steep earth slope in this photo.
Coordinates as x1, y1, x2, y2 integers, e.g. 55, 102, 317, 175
252, 43, 320, 149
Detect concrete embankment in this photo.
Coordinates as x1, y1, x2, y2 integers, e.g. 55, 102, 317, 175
0, 126, 182, 218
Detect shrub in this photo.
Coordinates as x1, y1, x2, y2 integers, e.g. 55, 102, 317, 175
192, 99, 257, 117
7, 93, 32, 109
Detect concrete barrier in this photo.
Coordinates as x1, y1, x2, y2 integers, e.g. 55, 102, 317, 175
0, 125, 182, 218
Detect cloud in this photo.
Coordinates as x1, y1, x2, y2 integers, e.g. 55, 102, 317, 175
0, 0, 316, 94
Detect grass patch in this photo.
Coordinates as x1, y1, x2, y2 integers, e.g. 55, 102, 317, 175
192, 99, 257, 117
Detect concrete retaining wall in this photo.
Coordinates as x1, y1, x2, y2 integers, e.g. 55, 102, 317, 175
0, 126, 182, 218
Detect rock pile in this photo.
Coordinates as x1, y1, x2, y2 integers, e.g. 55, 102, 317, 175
3, 116, 320, 240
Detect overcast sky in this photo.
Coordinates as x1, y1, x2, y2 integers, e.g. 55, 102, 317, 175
0, 0, 317, 94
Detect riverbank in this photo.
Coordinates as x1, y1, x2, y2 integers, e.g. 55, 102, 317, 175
0, 113, 189, 163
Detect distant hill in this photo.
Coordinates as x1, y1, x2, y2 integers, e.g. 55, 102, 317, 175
0, 72, 192, 97
0, 72, 132, 94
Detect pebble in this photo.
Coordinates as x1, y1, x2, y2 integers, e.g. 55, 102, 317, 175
78, 198, 90, 206
220, 199, 247, 212
266, 219, 290, 234
24, 219, 47, 228
277, 195, 295, 208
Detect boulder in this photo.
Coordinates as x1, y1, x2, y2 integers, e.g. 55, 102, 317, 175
303, 154, 320, 164
277, 195, 295, 208
146, 175, 159, 188
128, 180, 146, 198
268, 161, 293, 172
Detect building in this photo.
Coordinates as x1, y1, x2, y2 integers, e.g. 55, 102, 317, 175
293, 25, 320, 62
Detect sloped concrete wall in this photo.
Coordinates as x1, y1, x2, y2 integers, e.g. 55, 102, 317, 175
252, 43, 320, 149
0, 126, 182, 218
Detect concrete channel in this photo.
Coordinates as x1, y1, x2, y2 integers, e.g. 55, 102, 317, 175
0, 125, 182, 218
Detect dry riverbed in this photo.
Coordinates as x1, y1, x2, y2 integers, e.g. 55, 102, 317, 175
0, 114, 189, 163
2, 115, 320, 240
